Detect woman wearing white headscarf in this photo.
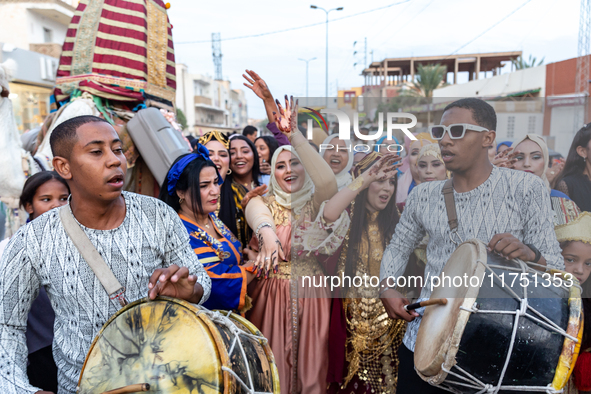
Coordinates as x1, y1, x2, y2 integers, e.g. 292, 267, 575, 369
322, 133, 354, 190
244, 97, 349, 394
512, 134, 580, 225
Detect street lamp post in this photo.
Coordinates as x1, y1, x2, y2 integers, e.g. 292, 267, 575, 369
310, 5, 343, 108
298, 57, 316, 99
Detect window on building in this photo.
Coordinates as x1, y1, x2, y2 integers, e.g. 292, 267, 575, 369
507, 116, 515, 139
528, 116, 536, 133
43, 27, 53, 43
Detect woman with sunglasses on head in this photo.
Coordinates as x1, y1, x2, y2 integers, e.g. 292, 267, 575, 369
255, 135, 280, 175
556, 124, 591, 212
0, 171, 70, 394
243, 96, 341, 394
159, 146, 279, 313
511, 134, 581, 225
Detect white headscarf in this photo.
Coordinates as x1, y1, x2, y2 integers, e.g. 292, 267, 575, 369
513, 134, 550, 190
269, 145, 314, 213
322, 133, 354, 190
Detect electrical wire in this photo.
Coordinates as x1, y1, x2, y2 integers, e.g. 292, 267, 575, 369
447, 0, 536, 57
175, 0, 411, 45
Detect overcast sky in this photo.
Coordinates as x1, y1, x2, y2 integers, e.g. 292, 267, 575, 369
168, 0, 579, 119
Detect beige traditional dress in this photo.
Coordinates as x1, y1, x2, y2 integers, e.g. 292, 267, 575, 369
245, 140, 346, 394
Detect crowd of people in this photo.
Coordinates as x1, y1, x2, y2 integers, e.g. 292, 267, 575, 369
1, 69, 591, 394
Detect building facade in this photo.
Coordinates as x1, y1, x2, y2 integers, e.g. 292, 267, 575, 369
176, 63, 248, 136
0, 0, 76, 132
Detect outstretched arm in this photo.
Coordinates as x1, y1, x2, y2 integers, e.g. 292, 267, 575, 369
242, 70, 290, 146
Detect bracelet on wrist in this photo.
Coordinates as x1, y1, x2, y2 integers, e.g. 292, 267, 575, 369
255, 222, 273, 236
525, 244, 542, 264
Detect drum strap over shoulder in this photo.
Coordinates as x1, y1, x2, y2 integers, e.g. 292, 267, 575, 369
59, 206, 128, 307
442, 179, 463, 245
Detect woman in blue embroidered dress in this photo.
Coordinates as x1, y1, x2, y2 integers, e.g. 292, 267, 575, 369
159, 145, 279, 313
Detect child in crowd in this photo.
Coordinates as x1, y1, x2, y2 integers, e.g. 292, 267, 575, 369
0, 171, 70, 393
555, 212, 591, 393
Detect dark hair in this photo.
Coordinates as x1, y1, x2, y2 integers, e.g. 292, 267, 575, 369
557, 123, 591, 183
19, 171, 70, 210
230, 135, 264, 187
255, 136, 280, 162
443, 98, 497, 130
242, 125, 257, 137
158, 154, 218, 217
344, 176, 399, 293
50, 115, 109, 159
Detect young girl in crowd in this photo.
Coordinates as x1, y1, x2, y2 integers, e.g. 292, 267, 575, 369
158, 146, 280, 312
555, 212, 591, 393
244, 97, 342, 394
255, 135, 279, 175
0, 171, 70, 393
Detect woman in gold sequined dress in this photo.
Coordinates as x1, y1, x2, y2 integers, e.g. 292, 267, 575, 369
316, 152, 406, 394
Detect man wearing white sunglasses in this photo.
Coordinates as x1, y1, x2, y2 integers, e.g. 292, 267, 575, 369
379, 98, 563, 393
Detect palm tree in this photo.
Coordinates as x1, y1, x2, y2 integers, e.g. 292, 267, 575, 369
402, 63, 448, 98
399, 63, 447, 125
511, 55, 544, 70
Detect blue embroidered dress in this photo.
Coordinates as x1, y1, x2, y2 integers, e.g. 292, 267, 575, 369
180, 213, 248, 311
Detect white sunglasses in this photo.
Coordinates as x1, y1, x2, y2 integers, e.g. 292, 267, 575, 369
429, 124, 489, 140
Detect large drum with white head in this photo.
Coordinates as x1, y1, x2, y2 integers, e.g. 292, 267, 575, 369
414, 239, 583, 393
77, 296, 279, 394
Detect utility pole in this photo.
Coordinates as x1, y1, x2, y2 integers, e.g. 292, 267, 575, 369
311, 5, 343, 108
298, 57, 316, 99
212, 32, 222, 81
364, 37, 367, 68
576, 0, 591, 130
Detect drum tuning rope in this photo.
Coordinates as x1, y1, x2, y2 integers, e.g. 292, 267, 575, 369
195, 309, 273, 394
438, 259, 577, 394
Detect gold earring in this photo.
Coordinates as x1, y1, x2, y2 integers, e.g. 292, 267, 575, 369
179, 197, 185, 204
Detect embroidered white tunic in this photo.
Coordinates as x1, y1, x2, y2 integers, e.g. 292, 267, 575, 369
379, 167, 564, 351
0, 192, 211, 393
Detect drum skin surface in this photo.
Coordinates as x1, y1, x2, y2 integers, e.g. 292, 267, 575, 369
77, 297, 279, 394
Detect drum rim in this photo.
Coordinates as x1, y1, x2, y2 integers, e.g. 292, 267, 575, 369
76, 296, 230, 393
415, 242, 585, 390
216, 310, 281, 394
414, 239, 488, 383
551, 272, 584, 391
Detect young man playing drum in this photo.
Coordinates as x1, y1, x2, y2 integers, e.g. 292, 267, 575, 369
379, 98, 564, 393
0, 116, 212, 394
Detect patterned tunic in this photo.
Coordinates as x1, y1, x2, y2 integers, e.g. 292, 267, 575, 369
0, 192, 211, 393
380, 167, 564, 351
